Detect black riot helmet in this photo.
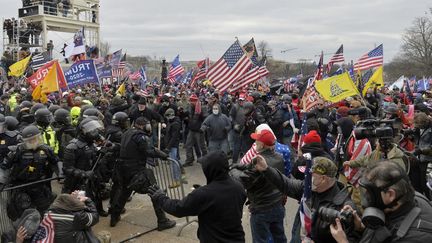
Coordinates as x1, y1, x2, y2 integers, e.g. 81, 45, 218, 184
112, 112, 129, 129
79, 104, 94, 118
5, 116, 19, 131
48, 104, 61, 114
79, 117, 104, 142
54, 108, 71, 126
82, 108, 104, 121
20, 100, 33, 109
0, 114, 5, 133
22, 125, 43, 150
30, 103, 46, 114
35, 108, 53, 127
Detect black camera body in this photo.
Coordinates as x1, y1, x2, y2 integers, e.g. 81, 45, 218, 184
319, 207, 353, 225
354, 119, 397, 140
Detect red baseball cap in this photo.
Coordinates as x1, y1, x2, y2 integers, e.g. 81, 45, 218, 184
303, 130, 321, 144
250, 129, 276, 146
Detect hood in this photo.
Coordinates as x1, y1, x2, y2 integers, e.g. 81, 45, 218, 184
301, 142, 331, 158
336, 117, 355, 139
50, 194, 86, 212
199, 151, 229, 184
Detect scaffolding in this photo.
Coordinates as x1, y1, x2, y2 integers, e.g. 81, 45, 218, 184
2, 0, 100, 61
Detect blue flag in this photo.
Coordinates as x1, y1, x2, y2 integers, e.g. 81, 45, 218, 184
64, 60, 99, 88
139, 66, 147, 89
182, 70, 193, 84
417, 78, 430, 92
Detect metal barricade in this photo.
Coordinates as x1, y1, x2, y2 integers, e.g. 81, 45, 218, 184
0, 190, 12, 234
148, 158, 197, 237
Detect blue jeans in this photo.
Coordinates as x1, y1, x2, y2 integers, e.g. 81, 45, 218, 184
250, 204, 287, 243
208, 139, 229, 154
169, 147, 181, 181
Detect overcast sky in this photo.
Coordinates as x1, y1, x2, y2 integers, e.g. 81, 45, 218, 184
1, 0, 431, 63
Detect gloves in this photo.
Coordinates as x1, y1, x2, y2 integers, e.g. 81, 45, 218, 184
147, 185, 167, 202
156, 149, 169, 160
229, 163, 248, 171
413, 148, 422, 156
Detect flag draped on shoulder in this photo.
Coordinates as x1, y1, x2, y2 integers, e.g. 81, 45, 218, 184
354, 44, 383, 72
315, 72, 360, 103
326, 44, 344, 73
8, 55, 31, 77
362, 66, 383, 95
207, 40, 253, 92
32, 213, 55, 243
168, 55, 185, 83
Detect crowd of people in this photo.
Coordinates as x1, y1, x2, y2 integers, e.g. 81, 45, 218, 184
0, 47, 432, 242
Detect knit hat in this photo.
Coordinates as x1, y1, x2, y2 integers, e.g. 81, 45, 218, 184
312, 157, 338, 177
189, 94, 199, 102
138, 97, 147, 105
251, 129, 276, 146
336, 106, 350, 117
303, 130, 321, 144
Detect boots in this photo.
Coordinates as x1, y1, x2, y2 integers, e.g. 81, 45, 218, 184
153, 203, 176, 231
110, 214, 121, 227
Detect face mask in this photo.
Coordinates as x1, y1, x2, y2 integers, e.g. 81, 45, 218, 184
145, 124, 152, 132
212, 109, 219, 115
162, 101, 169, 107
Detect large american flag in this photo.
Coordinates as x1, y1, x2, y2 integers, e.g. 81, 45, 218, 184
354, 44, 383, 72
129, 71, 142, 80
191, 58, 209, 86
32, 213, 55, 243
168, 55, 185, 83
207, 40, 252, 92
326, 44, 344, 73
299, 153, 312, 239
344, 133, 372, 186
31, 52, 51, 71
231, 57, 269, 92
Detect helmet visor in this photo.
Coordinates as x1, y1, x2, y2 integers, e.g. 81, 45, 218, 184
82, 120, 104, 134
22, 134, 43, 150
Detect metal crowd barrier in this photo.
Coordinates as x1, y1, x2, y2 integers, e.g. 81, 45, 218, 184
0, 190, 12, 235
148, 158, 197, 237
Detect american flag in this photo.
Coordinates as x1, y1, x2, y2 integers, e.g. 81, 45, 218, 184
354, 44, 383, 72
109, 49, 122, 67
297, 116, 308, 152
112, 68, 124, 78
231, 39, 268, 92
32, 213, 55, 243
301, 79, 321, 112
168, 55, 185, 83
299, 153, 312, 239
326, 44, 344, 73
207, 40, 252, 92
314, 51, 324, 81
118, 53, 126, 69
31, 52, 51, 71
191, 58, 209, 86
129, 71, 142, 80
344, 133, 372, 186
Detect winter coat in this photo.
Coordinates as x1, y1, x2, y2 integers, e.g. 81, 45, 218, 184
156, 151, 247, 243
267, 108, 285, 141
164, 117, 182, 149
349, 144, 408, 171
187, 104, 205, 132
201, 110, 231, 141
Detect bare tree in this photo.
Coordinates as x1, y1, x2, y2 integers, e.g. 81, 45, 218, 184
99, 40, 111, 57
257, 41, 272, 58
401, 15, 432, 75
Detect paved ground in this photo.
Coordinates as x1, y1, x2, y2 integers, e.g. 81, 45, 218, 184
52, 154, 299, 243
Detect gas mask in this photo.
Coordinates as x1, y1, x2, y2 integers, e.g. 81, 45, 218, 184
359, 174, 407, 229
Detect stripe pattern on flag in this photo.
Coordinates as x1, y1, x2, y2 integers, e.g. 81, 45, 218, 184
31, 52, 51, 71
32, 213, 55, 243
354, 44, 383, 72
207, 41, 252, 92
344, 133, 372, 186
326, 45, 344, 73
168, 55, 185, 83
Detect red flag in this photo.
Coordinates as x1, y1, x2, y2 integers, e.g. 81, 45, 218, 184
27, 60, 67, 90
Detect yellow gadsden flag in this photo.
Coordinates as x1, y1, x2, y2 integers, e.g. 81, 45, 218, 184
116, 82, 126, 96
8, 55, 31, 77
32, 63, 59, 103
315, 72, 360, 103
362, 66, 384, 96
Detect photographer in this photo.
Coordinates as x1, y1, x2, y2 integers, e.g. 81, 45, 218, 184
254, 155, 357, 243
411, 112, 432, 199
330, 161, 432, 243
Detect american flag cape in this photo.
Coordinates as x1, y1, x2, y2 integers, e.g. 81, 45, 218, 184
354, 44, 383, 72
31, 213, 55, 243
343, 132, 372, 186
300, 153, 313, 239
168, 55, 185, 83
207, 40, 252, 92
326, 44, 344, 73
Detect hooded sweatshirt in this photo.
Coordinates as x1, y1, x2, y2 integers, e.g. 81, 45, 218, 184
201, 104, 231, 141
157, 151, 247, 243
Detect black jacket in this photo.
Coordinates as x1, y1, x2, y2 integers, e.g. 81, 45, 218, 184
129, 106, 163, 124
267, 108, 285, 141
156, 151, 247, 243
164, 117, 182, 149
359, 193, 432, 243
262, 167, 356, 243
187, 104, 205, 132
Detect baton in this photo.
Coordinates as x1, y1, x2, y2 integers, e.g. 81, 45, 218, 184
1, 176, 64, 192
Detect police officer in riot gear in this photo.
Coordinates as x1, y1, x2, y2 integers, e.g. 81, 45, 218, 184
0, 114, 19, 162
0, 125, 58, 219
62, 117, 109, 216
34, 108, 58, 154
53, 108, 76, 159
110, 117, 175, 230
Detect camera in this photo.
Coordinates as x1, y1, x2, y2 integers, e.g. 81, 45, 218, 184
353, 119, 397, 140
319, 207, 353, 225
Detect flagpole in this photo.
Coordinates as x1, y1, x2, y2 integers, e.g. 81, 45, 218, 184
93, 60, 103, 94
